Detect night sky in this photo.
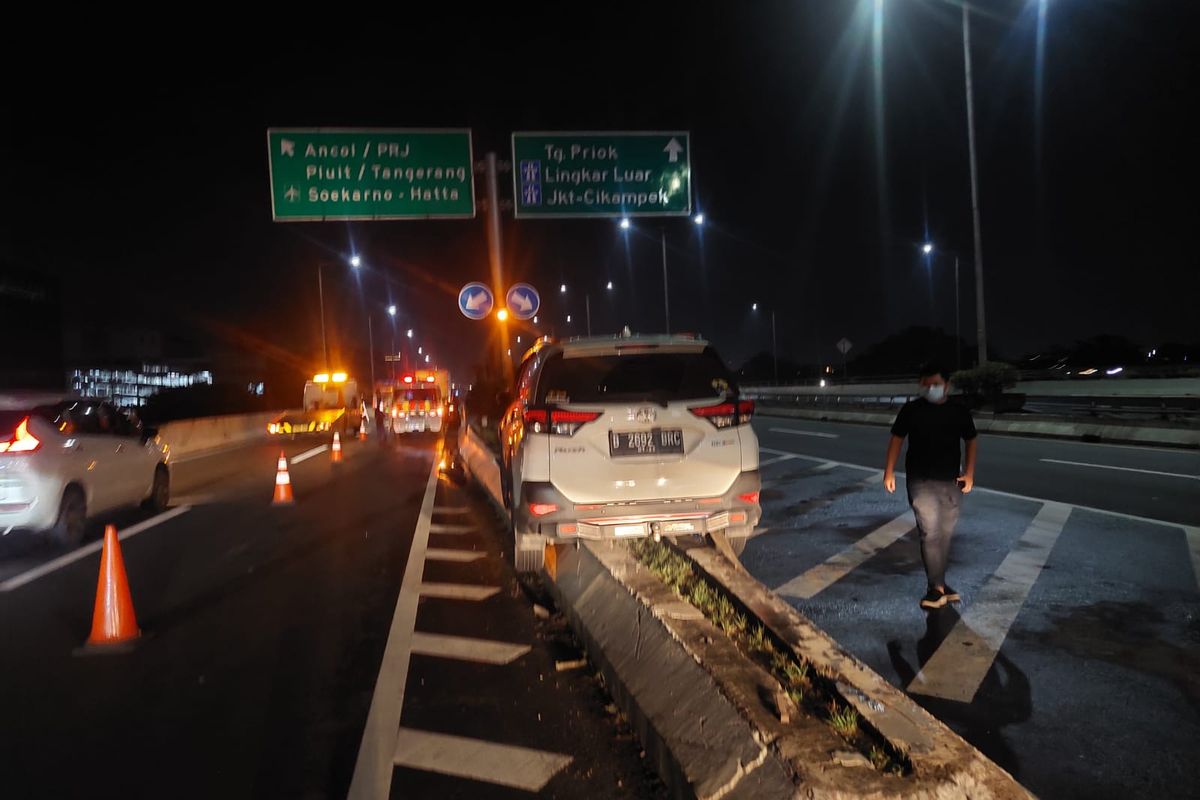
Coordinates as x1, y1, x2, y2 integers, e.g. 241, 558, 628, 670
3, 1, 1196, 386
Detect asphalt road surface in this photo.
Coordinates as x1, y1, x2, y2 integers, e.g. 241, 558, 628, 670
0, 433, 664, 799
745, 414, 1200, 800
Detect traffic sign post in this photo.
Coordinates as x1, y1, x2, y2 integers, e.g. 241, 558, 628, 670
458, 283, 495, 320
511, 132, 691, 218
267, 129, 475, 220
505, 283, 540, 320
837, 338, 853, 380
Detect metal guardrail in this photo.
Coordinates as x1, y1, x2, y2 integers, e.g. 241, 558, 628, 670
745, 390, 1200, 424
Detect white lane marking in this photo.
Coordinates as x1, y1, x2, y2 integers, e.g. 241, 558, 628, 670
424, 548, 486, 563
758, 454, 798, 468
290, 444, 329, 465
348, 455, 439, 800
419, 582, 501, 601
432, 506, 471, 515
814, 461, 840, 472
759, 447, 879, 473
759, 446, 1193, 529
394, 728, 572, 792
170, 494, 216, 506
1039, 458, 1199, 481
774, 511, 915, 600
909, 502, 1073, 703
758, 417, 1196, 456
0, 506, 192, 592
769, 427, 840, 439
411, 631, 531, 665
1185, 526, 1200, 591
429, 523, 476, 534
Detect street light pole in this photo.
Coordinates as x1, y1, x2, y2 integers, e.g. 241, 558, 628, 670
771, 309, 779, 383
585, 293, 592, 337
660, 229, 670, 333
962, 2, 988, 364
367, 314, 376, 397
317, 264, 329, 370
954, 256, 961, 372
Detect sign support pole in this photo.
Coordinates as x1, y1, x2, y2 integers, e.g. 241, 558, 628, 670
484, 153, 513, 380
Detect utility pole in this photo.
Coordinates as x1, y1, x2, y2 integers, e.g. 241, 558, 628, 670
585, 293, 592, 337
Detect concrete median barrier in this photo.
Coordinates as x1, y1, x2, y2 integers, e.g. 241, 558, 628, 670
458, 422, 505, 514
158, 410, 294, 459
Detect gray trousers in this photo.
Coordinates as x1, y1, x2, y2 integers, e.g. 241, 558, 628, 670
907, 479, 962, 588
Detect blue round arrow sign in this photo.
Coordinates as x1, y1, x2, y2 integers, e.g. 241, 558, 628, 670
458, 282, 495, 320
505, 283, 540, 320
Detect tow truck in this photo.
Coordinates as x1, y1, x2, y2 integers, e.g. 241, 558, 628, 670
268, 372, 364, 436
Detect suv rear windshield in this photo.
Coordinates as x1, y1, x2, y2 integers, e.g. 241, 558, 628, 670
535, 348, 736, 406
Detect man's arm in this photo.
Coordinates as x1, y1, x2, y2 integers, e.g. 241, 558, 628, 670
961, 438, 978, 493
883, 435, 904, 493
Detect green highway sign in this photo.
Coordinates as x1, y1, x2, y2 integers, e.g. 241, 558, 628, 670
267, 128, 475, 221
511, 132, 691, 218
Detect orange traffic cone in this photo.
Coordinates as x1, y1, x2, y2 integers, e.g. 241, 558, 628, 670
358, 416, 368, 441
86, 525, 140, 646
331, 432, 343, 463
273, 451, 294, 504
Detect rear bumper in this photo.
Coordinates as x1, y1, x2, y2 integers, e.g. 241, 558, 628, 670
517, 470, 761, 543
0, 473, 59, 533
394, 415, 443, 433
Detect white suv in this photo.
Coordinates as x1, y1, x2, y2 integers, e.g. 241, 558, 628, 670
0, 394, 171, 546
499, 335, 761, 572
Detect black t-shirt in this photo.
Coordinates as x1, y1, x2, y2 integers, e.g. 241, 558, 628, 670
890, 398, 977, 480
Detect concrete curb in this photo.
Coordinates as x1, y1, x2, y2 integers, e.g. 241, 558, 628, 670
680, 543, 1032, 798
759, 406, 1200, 448
545, 541, 1034, 799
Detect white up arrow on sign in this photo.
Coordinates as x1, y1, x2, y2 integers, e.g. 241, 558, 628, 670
280, 139, 295, 157
663, 138, 683, 163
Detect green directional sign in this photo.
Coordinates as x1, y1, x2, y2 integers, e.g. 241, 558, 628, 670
511, 132, 691, 218
267, 128, 475, 221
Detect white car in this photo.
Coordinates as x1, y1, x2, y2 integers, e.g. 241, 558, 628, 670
499, 335, 762, 572
0, 393, 170, 546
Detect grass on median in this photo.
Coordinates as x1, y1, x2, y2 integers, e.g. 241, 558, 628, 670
630, 537, 910, 777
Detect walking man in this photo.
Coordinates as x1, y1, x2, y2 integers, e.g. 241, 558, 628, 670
883, 362, 978, 609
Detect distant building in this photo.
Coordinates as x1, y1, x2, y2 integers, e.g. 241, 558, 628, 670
68, 362, 213, 407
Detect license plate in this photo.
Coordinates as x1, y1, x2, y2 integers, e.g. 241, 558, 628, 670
609, 428, 684, 457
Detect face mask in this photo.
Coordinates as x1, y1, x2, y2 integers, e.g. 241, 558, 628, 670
924, 385, 946, 403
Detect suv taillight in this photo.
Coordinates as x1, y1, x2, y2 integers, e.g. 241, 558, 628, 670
689, 400, 754, 430
524, 407, 602, 436
0, 417, 41, 454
